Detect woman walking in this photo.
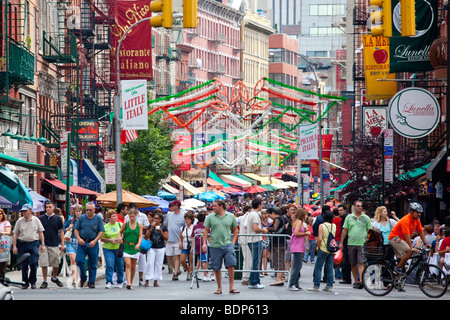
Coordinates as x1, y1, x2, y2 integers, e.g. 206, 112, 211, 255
179, 211, 195, 281
288, 208, 310, 291
101, 209, 124, 289
144, 211, 168, 287
63, 205, 82, 287
119, 208, 143, 289
308, 210, 336, 292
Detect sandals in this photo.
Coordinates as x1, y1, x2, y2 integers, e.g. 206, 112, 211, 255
270, 281, 284, 286
229, 288, 240, 294
214, 288, 240, 294
214, 289, 222, 294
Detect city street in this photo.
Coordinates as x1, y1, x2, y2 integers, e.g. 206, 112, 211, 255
7, 259, 450, 301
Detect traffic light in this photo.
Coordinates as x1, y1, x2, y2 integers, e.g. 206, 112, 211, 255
401, 0, 416, 36
368, 0, 392, 37
150, 0, 173, 29
183, 0, 198, 28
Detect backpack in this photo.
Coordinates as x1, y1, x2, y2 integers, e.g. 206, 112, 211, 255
325, 223, 339, 253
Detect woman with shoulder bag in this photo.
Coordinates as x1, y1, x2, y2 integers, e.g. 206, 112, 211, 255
308, 210, 336, 292
101, 209, 124, 289
179, 211, 195, 281
119, 208, 142, 290
63, 205, 83, 288
144, 211, 168, 287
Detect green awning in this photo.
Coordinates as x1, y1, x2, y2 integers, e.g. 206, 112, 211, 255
233, 174, 256, 185
398, 163, 431, 181
0, 152, 59, 174
209, 171, 230, 188
260, 184, 279, 191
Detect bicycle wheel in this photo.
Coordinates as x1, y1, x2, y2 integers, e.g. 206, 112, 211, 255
418, 264, 448, 298
362, 262, 395, 296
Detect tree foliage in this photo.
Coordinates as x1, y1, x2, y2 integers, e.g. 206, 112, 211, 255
121, 117, 175, 196
339, 130, 427, 206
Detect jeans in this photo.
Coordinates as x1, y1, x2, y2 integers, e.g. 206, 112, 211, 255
103, 247, 124, 284
313, 249, 334, 288
16, 240, 39, 287
304, 239, 316, 262
289, 252, 304, 288
76, 242, 99, 285
248, 241, 262, 286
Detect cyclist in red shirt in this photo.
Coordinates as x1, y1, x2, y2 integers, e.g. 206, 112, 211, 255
388, 202, 427, 275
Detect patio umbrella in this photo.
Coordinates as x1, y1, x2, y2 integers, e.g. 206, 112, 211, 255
157, 190, 177, 201
0, 165, 32, 207
27, 188, 50, 212
139, 195, 170, 212
182, 198, 205, 208
0, 194, 20, 211
96, 190, 158, 208
245, 186, 267, 194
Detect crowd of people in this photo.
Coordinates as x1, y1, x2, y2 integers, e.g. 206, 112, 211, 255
3, 192, 450, 295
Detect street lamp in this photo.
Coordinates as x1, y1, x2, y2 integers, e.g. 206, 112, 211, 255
114, 17, 152, 204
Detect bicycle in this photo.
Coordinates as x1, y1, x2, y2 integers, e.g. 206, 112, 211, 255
361, 246, 449, 298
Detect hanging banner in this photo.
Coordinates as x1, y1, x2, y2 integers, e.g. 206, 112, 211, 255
363, 106, 388, 136
120, 79, 148, 130
383, 129, 394, 183
299, 124, 319, 160
104, 152, 116, 185
310, 134, 334, 177
389, 0, 438, 73
172, 134, 192, 171
362, 35, 397, 100
110, 0, 153, 82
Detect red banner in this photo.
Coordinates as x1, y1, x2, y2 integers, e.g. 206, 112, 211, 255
110, 0, 153, 82
172, 135, 192, 171
310, 135, 333, 177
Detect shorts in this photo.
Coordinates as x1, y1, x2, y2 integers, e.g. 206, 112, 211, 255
123, 252, 140, 259
347, 245, 365, 265
196, 253, 208, 263
389, 236, 411, 259
166, 242, 181, 256
181, 249, 191, 255
39, 246, 61, 268
209, 243, 236, 271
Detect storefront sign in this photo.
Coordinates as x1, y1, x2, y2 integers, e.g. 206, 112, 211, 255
388, 87, 440, 139
110, 0, 153, 82
120, 79, 148, 130
363, 106, 388, 136
362, 35, 397, 100
68, 119, 99, 142
389, 0, 438, 73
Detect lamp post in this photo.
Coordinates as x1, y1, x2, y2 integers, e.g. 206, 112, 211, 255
114, 17, 152, 204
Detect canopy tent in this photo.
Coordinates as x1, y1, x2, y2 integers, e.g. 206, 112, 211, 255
181, 198, 205, 209
96, 190, 158, 208
157, 190, 178, 201
220, 175, 252, 188
245, 186, 267, 194
207, 178, 223, 189
209, 171, 230, 188
260, 184, 279, 191
162, 184, 180, 195
139, 195, 170, 212
220, 186, 246, 195
0, 165, 32, 207
0, 152, 58, 174
44, 178, 100, 196
195, 191, 225, 202
233, 174, 256, 185
0, 194, 20, 211
170, 175, 201, 195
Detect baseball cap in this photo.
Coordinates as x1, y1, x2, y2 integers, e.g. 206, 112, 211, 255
169, 199, 181, 207
20, 203, 33, 211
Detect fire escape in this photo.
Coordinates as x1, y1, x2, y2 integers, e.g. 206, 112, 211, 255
42, 0, 113, 169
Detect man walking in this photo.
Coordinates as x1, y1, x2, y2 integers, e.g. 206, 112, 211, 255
337, 204, 351, 284
164, 200, 185, 280
202, 199, 239, 294
246, 198, 267, 289
38, 201, 65, 288
12, 204, 45, 289
339, 200, 372, 289
74, 202, 105, 288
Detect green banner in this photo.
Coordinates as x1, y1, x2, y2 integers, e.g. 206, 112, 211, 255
389, 0, 438, 73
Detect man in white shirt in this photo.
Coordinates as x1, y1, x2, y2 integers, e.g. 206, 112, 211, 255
238, 205, 252, 285
246, 198, 268, 289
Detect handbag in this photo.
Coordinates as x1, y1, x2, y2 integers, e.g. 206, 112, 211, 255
64, 229, 72, 241
334, 249, 343, 266
325, 223, 339, 253
140, 238, 152, 251
117, 244, 124, 258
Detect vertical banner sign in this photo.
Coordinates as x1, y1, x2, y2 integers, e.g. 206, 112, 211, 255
299, 124, 319, 160
310, 135, 334, 177
363, 106, 388, 136
362, 35, 397, 100
383, 129, 394, 182
121, 80, 148, 130
389, 0, 438, 73
104, 151, 116, 185
172, 135, 192, 171
60, 131, 69, 181
110, 0, 153, 82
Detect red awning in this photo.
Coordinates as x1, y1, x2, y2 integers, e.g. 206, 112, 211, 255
44, 178, 100, 196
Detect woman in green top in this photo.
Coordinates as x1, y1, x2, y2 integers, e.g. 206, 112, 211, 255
101, 209, 124, 289
119, 208, 143, 290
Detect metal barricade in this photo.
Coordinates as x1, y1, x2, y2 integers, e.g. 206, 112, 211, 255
190, 233, 291, 289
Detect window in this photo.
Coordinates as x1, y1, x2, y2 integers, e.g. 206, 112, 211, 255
309, 4, 345, 16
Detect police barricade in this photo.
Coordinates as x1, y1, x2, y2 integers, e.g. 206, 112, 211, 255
190, 233, 291, 289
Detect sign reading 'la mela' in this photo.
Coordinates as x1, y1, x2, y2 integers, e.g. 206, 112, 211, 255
388, 87, 440, 139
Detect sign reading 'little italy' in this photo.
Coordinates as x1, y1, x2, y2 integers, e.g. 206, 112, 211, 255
120, 79, 148, 130
388, 87, 440, 139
